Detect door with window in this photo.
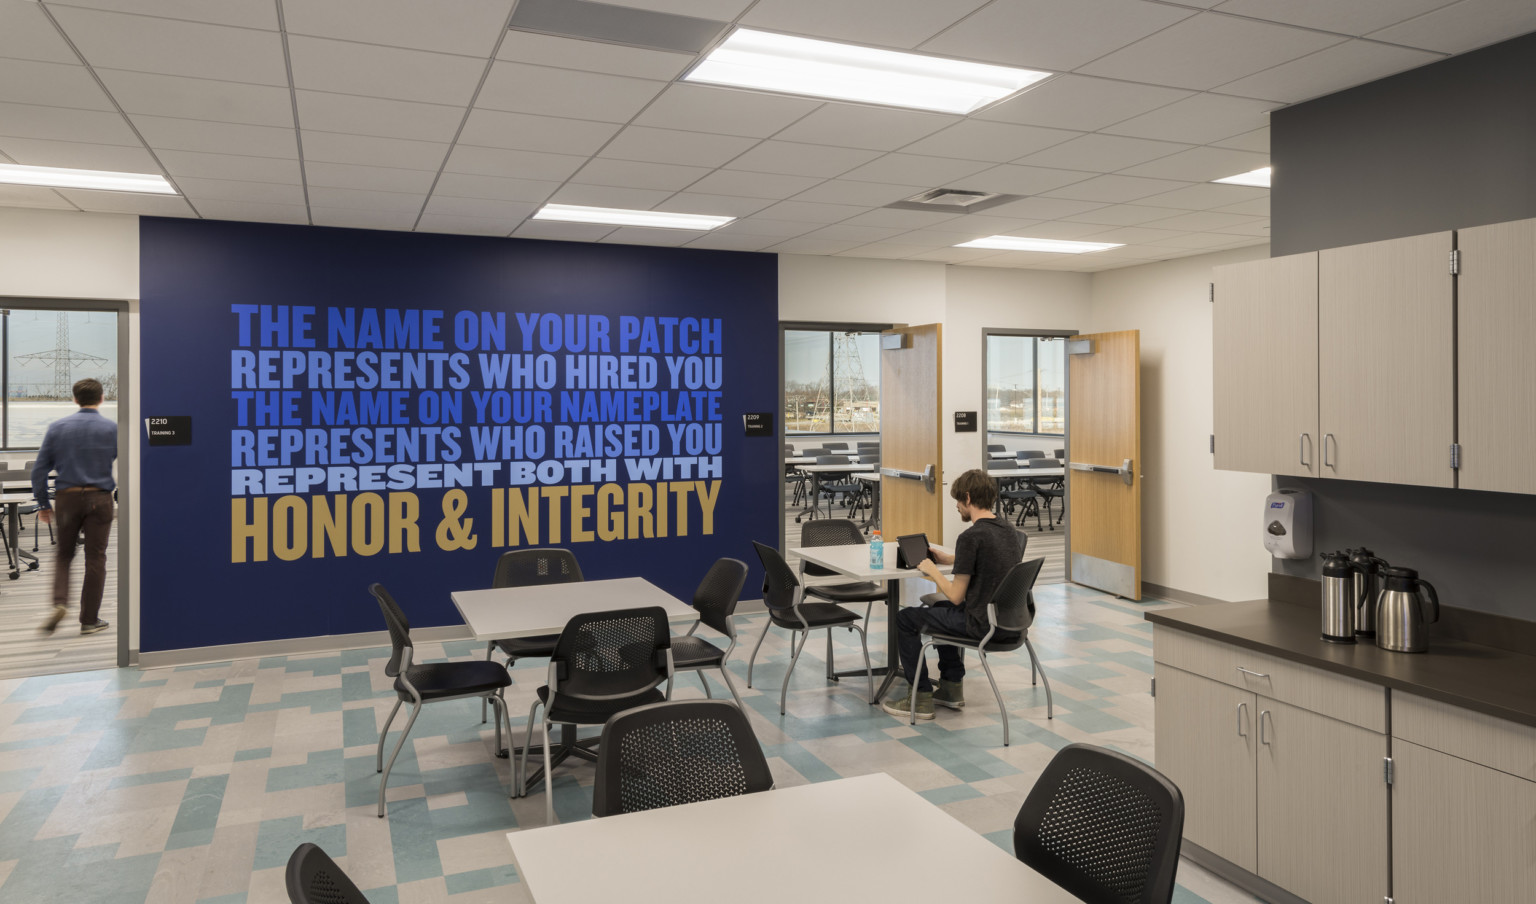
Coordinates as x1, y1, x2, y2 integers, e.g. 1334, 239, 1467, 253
1066, 330, 1140, 599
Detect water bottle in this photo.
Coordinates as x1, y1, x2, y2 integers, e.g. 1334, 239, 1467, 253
869, 530, 883, 569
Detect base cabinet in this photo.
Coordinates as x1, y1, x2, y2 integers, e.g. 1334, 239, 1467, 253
1153, 664, 1256, 871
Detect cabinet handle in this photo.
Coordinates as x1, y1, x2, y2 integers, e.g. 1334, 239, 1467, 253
1237, 702, 1248, 737
1259, 709, 1273, 746
1299, 433, 1311, 468
1323, 433, 1336, 469
1236, 667, 1270, 679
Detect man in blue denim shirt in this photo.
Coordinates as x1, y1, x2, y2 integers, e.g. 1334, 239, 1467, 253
36, 378, 117, 636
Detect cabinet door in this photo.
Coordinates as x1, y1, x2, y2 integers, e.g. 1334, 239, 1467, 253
1153, 664, 1256, 871
1255, 698, 1388, 904
1392, 738, 1536, 904
1318, 232, 1454, 487
1457, 217, 1536, 493
1213, 253, 1319, 477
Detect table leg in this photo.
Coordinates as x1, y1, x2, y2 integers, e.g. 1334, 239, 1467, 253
7, 502, 19, 580
796, 471, 822, 522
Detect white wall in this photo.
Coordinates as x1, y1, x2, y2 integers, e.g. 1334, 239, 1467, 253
1089, 245, 1272, 603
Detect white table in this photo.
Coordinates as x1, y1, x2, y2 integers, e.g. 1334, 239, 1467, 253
988, 466, 1065, 479
507, 772, 1080, 904
0, 486, 42, 579
795, 461, 872, 522
784, 454, 857, 466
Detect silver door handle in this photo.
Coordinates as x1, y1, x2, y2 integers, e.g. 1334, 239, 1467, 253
1259, 709, 1273, 746
1068, 458, 1134, 486
1323, 433, 1335, 469
1236, 666, 1270, 679
1237, 702, 1248, 737
1300, 433, 1312, 468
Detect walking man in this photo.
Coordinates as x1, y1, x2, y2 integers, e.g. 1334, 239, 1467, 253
37, 378, 117, 636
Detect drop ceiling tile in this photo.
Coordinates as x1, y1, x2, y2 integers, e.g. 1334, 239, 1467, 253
1157, 231, 1259, 249
477, 62, 665, 122
94, 69, 295, 130
307, 185, 426, 212
312, 207, 419, 230
836, 243, 931, 259
1212, 127, 1269, 153
600, 226, 698, 247
51, 0, 278, 29
656, 193, 773, 217
905, 246, 1002, 263
911, 213, 1041, 235
770, 237, 866, 255
881, 227, 982, 245
1003, 220, 1118, 240
753, 200, 865, 224
1016, 134, 1191, 173
839, 153, 992, 187
55, 188, 197, 215
1042, 174, 1191, 203
47, 6, 288, 85
574, 157, 712, 191
742, 0, 990, 49
1079, 13, 1344, 91
1215, 39, 1444, 103
1207, 219, 1270, 237
1072, 225, 1185, 244
305, 161, 438, 194
920, 0, 1197, 70
1103, 93, 1276, 145
0, 60, 113, 111
417, 212, 522, 236
899, 121, 1080, 163
683, 232, 784, 252
549, 183, 674, 208
1134, 181, 1268, 210
443, 145, 587, 181
978, 196, 1106, 220
297, 90, 465, 143
958, 163, 1090, 196
599, 126, 756, 168
1119, 146, 1270, 182
433, 172, 561, 203
157, 149, 302, 183
803, 223, 909, 243
1213, 0, 1455, 36
496, 31, 694, 81
716, 217, 819, 237
458, 109, 621, 155
975, 75, 1193, 132
684, 169, 823, 200
601, 0, 753, 18
284, 0, 515, 56
0, 101, 139, 145
1212, 195, 1269, 216
1368, 0, 1536, 54
173, 176, 306, 204
1144, 210, 1264, 232
0, 184, 75, 210
288, 36, 487, 106
634, 84, 821, 138
426, 194, 545, 218
774, 104, 957, 151
0, 137, 159, 172
724, 141, 881, 178
513, 220, 616, 241
791, 180, 926, 207
1061, 204, 1187, 227
301, 131, 449, 171
130, 114, 297, 158
0, 0, 84, 64
839, 208, 963, 229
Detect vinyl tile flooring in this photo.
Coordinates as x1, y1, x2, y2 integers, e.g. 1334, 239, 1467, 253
0, 584, 1261, 904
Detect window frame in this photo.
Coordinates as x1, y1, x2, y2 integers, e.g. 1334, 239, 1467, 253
1, 300, 124, 452
982, 328, 1077, 438
779, 321, 891, 438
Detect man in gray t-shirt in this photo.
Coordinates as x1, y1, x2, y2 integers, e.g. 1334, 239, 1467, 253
881, 469, 1023, 721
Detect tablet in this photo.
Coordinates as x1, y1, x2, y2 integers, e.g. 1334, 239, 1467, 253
896, 533, 931, 569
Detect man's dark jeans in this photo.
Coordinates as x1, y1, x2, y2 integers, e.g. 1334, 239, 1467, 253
52, 488, 114, 625
896, 604, 976, 692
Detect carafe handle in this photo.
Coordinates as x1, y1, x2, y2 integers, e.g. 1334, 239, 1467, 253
1418, 579, 1439, 624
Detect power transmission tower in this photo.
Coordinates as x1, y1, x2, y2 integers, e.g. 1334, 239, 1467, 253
15, 312, 106, 400
831, 333, 876, 432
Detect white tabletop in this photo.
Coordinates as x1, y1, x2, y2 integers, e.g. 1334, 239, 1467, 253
786, 455, 858, 465
449, 577, 697, 641
852, 472, 881, 482
989, 467, 1065, 479
506, 772, 1079, 904
790, 542, 952, 583
799, 462, 870, 473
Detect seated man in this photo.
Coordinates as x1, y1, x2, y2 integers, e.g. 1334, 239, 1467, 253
881, 468, 1023, 720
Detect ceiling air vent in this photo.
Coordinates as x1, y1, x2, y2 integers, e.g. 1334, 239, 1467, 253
885, 188, 1022, 215
509, 0, 727, 54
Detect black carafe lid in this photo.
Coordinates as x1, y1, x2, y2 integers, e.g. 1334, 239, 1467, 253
1321, 551, 1351, 578
1380, 565, 1419, 590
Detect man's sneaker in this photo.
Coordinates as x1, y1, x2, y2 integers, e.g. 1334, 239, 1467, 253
933, 679, 965, 710
880, 683, 936, 721
40, 605, 66, 636
80, 620, 110, 636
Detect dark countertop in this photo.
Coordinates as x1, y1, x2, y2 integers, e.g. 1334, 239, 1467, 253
1146, 599, 1536, 729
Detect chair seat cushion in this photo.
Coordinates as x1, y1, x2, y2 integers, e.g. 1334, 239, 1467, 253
922, 629, 1024, 653
670, 634, 726, 667
398, 661, 512, 700
804, 581, 887, 604
769, 602, 862, 629
536, 685, 667, 724
491, 634, 559, 658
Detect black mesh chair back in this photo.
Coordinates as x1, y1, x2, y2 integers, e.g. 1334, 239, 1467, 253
813, 454, 845, 464
1030, 457, 1059, 470
493, 548, 583, 588
370, 584, 411, 678
692, 557, 747, 637
551, 606, 671, 700
986, 458, 1017, 472
1054, 448, 1066, 459
1019, 450, 1046, 459
286, 842, 370, 904
991, 558, 1043, 639
591, 700, 773, 817
751, 541, 799, 613
823, 441, 849, 450
797, 518, 864, 577
988, 443, 1006, 452
1014, 744, 1185, 904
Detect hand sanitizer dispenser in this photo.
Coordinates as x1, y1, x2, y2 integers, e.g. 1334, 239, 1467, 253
1263, 489, 1312, 559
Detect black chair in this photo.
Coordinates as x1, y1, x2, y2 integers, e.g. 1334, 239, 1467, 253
822, 441, 849, 451
671, 558, 749, 709
1018, 449, 1046, 459
792, 519, 888, 677
370, 584, 513, 818
519, 606, 672, 824
994, 458, 1042, 530
591, 699, 773, 817
988, 443, 1006, 453
906, 558, 1052, 744
1013, 743, 1185, 904
1028, 457, 1065, 529
286, 843, 370, 904
480, 549, 583, 724
1053, 448, 1065, 459
801, 454, 855, 521
748, 541, 873, 714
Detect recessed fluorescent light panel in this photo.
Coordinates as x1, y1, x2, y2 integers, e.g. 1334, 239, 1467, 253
532, 204, 733, 230
956, 236, 1124, 254
0, 163, 177, 194
685, 29, 1051, 114
1214, 166, 1272, 187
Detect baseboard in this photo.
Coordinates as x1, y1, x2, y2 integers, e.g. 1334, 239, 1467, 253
1181, 841, 1312, 904
1142, 582, 1228, 607
136, 624, 473, 670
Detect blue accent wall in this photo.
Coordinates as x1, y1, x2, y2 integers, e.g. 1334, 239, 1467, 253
139, 217, 778, 652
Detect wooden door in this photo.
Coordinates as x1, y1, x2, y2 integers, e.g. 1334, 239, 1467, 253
1066, 329, 1140, 599
1214, 253, 1320, 477
880, 323, 943, 543
1153, 665, 1257, 872
1319, 232, 1454, 487
1255, 697, 1389, 904
1392, 739, 1536, 904
1457, 217, 1536, 494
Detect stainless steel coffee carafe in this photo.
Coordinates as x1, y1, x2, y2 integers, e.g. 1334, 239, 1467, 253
1320, 551, 1356, 643
1348, 547, 1386, 637
1376, 566, 1439, 653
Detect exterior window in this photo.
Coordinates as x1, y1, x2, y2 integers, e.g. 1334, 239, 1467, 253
784, 329, 881, 434
3, 309, 119, 450
985, 333, 1064, 436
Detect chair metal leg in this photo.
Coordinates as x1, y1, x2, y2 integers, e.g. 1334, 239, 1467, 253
825, 628, 834, 681
1024, 636, 1053, 719
517, 698, 542, 797
909, 639, 936, 724
716, 664, 745, 710
377, 702, 419, 818
489, 694, 504, 756
665, 673, 674, 699
697, 671, 713, 698
376, 697, 403, 773
481, 642, 496, 723
542, 716, 556, 825
851, 624, 874, 704
977, 650, 1010, 746
746, 617, 773, 688
1030, 653, 1038, 686
780, 630, 808, 715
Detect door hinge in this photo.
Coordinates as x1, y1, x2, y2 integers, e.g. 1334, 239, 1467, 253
1383, 756, 1394, 786
1150, 677, 1156, 697
1209, 434, 1215, 454
1449, 249, 1460, 275
1208, 282, 1215, 302
1450, 443, 1461, 469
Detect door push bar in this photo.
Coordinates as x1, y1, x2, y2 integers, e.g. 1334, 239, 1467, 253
880, 463, 937, 493
1068, 458, 1135, 486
